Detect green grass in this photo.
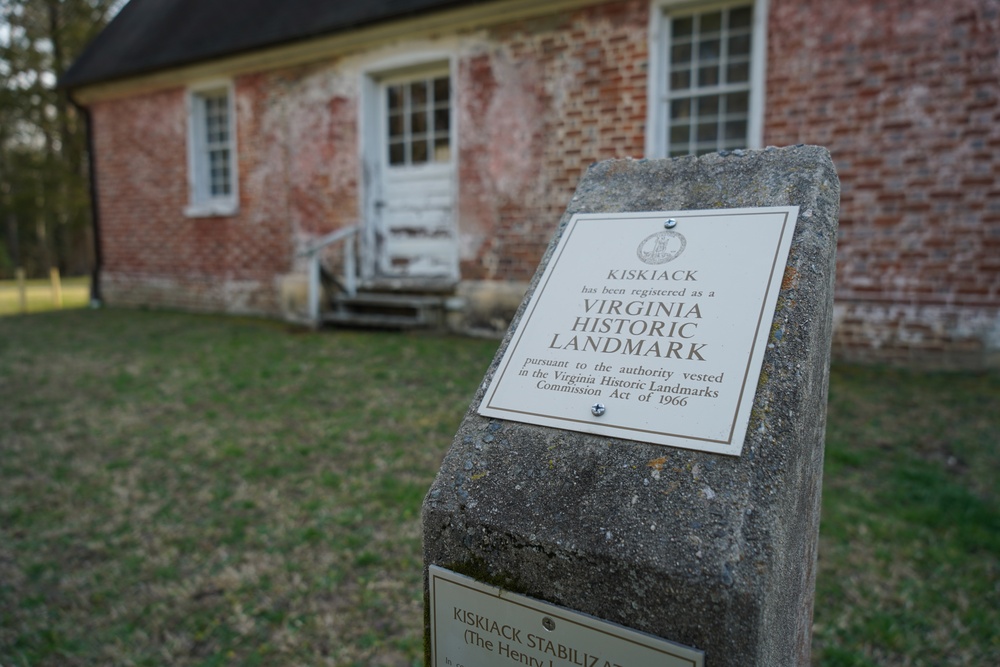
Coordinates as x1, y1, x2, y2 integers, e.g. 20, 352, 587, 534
0, 276, 91, 316
814, 365, 999, 666
0, 310, 997, 665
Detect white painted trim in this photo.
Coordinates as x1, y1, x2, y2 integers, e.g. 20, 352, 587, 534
184, 78, 239, 217
72, 0, 609, 105
357, 46, 457, 82
748, 0, 769, 150
644, 1, 667, 159
359, 72, 381, 279
184, 200, 239, 218
645, 0, 768, 158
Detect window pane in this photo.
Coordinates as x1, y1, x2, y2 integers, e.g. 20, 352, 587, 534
727, 62, 750, 83
727, 91, 749, 114
670, 69, 691, 90
670, 98, 691, 120
433, 77, 450, 103
389, 142, 405, 165
672, 16, 693, 38
411, 108, 427, 134
697, 95, 719, 117
729, 34, 751, 57
670, 124, 690, 145
387, 86, 403, 113
700, 11, 722, 33
671, 43, 692, 64
412, 139, 428, 164
388, 112, 405, 138
434, 107, 450, 133
725, 119, 747, 141
730, 6, 753, 29
698, 66, 719, 87
434, 137, 450, 162
698, 38, 720, 61
697, 122, 718, 142
410, 81, 427, 107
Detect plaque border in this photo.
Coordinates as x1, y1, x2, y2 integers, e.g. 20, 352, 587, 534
479, 207, 798, 455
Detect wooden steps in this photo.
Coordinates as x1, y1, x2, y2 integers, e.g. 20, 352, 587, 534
323, 291, 446, 329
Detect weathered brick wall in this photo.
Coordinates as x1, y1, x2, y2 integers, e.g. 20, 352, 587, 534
91, 87, 282, 314
766, 0, 1000, 367
90, 0, 999, 366
91, 60, 360, 315
458, 0, 649, 281
90, 1, 649, 312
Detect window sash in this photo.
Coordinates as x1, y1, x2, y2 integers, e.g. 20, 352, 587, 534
385, 74, 452, 167
189, 86, 236, 213
650, 1, 763, 159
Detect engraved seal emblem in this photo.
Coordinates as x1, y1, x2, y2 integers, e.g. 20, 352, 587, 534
636, 230, 686, 264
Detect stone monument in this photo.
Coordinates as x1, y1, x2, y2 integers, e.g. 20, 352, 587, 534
423, 146, 839, 666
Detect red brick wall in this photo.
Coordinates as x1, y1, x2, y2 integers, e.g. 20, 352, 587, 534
91, 85, 285, 313
89, 0, 1000, 366
91, 60, 360, 314
458, 1, 650, 281
90, 1, 650, 311
766, 0, 1000, 366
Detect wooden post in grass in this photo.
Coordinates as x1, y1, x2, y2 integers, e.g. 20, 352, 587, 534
50, 267, 63, 308
15, 267, 27, 313
49, 267, 63, 308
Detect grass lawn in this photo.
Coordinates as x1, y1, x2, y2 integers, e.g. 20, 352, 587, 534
0, 310, 997, 666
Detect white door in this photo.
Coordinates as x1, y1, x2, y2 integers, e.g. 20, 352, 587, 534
371, 68, 458, 282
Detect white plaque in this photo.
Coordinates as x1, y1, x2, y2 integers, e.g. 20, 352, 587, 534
429, 565, 704, 667
479, 207, 798, 456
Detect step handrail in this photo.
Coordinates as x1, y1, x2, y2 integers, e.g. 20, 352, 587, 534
297, 224, 359, 325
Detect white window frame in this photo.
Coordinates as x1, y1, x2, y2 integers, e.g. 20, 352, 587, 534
185, 79, 238, 217
645, 0, 768, 158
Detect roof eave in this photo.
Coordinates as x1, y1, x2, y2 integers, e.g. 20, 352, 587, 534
68, 0, 607, 105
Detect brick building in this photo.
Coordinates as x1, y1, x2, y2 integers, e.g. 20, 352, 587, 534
64, 0, 1000, 367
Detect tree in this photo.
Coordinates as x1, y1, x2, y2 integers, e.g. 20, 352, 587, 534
0, 0, 122, 279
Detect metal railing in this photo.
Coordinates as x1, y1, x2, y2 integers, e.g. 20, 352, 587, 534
297, 225, 359, 325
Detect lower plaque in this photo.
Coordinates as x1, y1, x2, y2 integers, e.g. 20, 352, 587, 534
429, 565, 704, 667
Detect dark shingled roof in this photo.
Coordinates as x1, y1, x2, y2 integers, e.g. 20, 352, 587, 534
62, 0, 478, 89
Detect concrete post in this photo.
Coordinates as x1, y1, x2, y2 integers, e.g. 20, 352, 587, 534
423, 146, 839, 666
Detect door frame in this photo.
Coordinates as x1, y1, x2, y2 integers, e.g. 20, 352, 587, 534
359, 49, 459, 285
